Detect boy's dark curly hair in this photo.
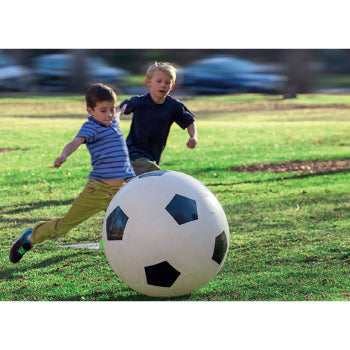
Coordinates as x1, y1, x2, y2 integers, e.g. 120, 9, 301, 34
85, 83, 117, 109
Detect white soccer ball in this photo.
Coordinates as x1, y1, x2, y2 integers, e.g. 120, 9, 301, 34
102, 170, 230, 297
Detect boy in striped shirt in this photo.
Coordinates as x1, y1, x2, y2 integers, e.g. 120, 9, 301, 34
9, 83, 135, 263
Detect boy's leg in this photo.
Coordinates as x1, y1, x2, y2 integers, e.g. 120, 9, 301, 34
31, 179, 120, 244
131, 157, 160, 176
9, 179, 120, 263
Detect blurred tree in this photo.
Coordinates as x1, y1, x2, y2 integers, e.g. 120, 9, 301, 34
283, 49, 313, 98
69, 49, 87, 93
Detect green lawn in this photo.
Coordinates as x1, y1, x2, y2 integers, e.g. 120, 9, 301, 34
1, 92, 350, 301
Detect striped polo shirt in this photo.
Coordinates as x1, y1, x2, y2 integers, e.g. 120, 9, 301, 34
76, 116, 135, 180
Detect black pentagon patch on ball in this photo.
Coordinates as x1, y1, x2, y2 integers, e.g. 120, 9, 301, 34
139, 170, 168, 179
212, 231, 228, 265
106, 206, 128, 240
166, 194, 198, 225
145, 261, 180, 287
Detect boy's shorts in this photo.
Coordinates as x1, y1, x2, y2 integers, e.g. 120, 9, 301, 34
131, 157, 160, 176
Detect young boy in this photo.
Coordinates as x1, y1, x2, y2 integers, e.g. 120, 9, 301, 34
119, 61, 198, 175
9, 83, 135, 264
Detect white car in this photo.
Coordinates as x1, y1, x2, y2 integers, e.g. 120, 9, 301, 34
0, 52, 36, 91
32, 54, 129, 92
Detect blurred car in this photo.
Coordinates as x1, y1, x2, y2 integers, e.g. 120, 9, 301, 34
179, 55, 287, 94
32, 54, 129, 91
0, 52, 36, 92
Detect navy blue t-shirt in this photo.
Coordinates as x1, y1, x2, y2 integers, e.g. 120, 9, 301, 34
120, 93, 195, 164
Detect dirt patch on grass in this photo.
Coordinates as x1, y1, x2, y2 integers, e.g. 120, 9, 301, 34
0, 148, 30, 153
230, 159, 350, 174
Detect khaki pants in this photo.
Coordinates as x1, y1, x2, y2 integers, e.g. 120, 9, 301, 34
131, 157, 160, 176
31, 178, 121, 244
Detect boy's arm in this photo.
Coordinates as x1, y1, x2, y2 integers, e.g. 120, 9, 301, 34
119, 98, 136, 115
186, 122, 198, 149
54, 136, 86, 168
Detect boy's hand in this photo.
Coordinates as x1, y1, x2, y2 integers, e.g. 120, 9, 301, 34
186, 137, 197, 149
115, 104, 127, 123
54, 156, 67, 168
116, 104, 127, 114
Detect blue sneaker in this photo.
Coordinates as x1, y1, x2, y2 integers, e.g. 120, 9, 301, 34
9, 228, 34, 263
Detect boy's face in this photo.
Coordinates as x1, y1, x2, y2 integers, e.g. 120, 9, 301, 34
87, 100, 116, 127
146, 69, 175, 104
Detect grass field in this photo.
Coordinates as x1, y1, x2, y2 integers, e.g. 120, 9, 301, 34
1, 92, 350, 301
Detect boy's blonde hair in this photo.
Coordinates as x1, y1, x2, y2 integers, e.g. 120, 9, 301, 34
146, 61, 177, 82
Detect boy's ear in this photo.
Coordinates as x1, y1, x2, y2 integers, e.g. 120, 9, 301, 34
145, 78, 151, 87
87, 107, 93, 115
170, 83, 175, 90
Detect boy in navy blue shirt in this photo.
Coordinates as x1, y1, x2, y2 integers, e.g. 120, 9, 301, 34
9, 83, 135, 263
120, 61, 198, 175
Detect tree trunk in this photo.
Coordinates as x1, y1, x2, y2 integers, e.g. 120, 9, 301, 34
69, 49, 88, 93
283, 50, 313, 99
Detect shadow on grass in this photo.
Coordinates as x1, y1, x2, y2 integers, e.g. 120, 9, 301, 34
3, 176, 82, 187
187, 167, 350, 191
200, 167, 350, 186
6, 114, 86, 119
1, 248, 193, 301
0, 198, 75, 216
53, 290, 192, 301
0, 251, 82, 281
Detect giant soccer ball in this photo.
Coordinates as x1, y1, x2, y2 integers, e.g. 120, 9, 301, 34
102, 170, 230, 297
